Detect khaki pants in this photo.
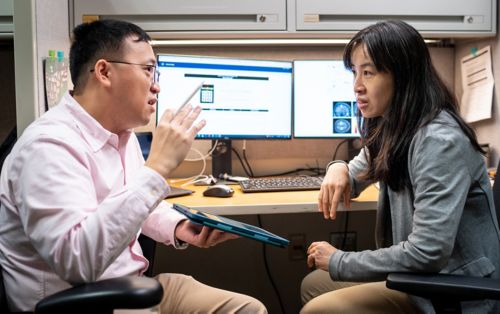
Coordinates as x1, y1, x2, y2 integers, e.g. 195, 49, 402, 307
157, 273, 266, 314
300, 270, 418, 314
116, 273, 266, 314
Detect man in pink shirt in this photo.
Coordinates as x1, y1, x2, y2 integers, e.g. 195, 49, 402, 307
0, 19, 266, 313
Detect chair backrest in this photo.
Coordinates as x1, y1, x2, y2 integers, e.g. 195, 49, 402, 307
136, 132, 152, 160
138, 234, 157, 277
135, 134, 157, 277
0, 237, 157, 313
492, 160, 500, 227
0, 263, 9, 313
0, 127, 16, 313
0, 127, 16, 171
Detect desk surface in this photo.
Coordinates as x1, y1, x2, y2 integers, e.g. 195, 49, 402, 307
167, 182, 378, 215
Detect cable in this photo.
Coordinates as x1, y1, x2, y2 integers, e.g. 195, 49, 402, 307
330, 140, 351, 251
231, 147, 253, 177
304, 160, 321, 176
169, 147, 207, 186
171, 140, 220, 186
340, 211, 350, 250
242, 140, 255, 177
232, 143, 325, 178
331, 139, 349, 161
256, 215, 286, 314
184, 140, 218, 162
251, 167, 325, 178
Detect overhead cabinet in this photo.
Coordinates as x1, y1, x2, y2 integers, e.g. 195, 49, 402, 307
70, 0, 287, 33
70, 0, 496, 38
296, 0, 496, 37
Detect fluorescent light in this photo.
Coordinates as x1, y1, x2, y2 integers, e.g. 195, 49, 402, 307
423, 39, 441, 44
150, 38, 441, 47
150, 38, 352, 46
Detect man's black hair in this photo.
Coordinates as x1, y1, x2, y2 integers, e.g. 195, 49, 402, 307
69, 19, 151, 93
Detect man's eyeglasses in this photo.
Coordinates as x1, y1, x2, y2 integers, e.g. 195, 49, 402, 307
90, 60, 160, 85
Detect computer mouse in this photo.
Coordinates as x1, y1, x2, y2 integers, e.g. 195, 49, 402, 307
203, 184, 234, 198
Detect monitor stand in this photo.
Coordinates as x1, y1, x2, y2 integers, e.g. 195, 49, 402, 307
195, 140, 238, 186
212, 139, 232, 178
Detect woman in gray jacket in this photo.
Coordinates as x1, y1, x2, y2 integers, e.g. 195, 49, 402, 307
301, 20, 500, 313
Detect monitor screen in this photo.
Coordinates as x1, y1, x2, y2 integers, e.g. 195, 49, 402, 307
156, 54, 293, 139
293, 60, 360, 138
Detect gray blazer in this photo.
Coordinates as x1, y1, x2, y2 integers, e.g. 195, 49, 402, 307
328, 111, 500, 313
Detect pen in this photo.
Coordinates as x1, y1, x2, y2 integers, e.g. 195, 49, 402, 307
176, 82, 204, 114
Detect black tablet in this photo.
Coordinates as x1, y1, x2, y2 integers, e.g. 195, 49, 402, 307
173, 203, 289, 247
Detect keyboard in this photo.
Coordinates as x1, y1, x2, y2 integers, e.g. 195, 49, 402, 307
239, 176, 323, 193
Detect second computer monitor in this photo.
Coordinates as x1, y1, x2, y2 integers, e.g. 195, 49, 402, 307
293, 60, 360, 138
156, 54, 293, 139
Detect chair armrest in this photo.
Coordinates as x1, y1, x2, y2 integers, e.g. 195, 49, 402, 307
35, 276, 163, 314
386, 272, 500, 301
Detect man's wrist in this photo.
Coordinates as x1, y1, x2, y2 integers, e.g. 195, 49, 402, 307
174, 236, 187, 248
144, 162, 173, 181
173, 219, 189, 249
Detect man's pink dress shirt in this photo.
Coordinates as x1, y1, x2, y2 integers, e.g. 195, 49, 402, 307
0, 92, 186, 311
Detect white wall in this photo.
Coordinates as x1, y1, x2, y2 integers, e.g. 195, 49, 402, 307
13, 0, 70, 135
34, 0, 71, 115
13, 0, 37, 134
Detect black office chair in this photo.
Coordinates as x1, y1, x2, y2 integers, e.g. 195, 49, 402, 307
0, 231, 162, 314
0, 129, 163, 313
0, 126, 16, 171
386, 159, 500, 313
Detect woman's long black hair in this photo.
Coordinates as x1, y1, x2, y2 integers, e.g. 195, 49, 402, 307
343, 20, 484, 191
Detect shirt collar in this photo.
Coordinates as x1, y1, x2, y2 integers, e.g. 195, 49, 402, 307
62, 92, 132, 152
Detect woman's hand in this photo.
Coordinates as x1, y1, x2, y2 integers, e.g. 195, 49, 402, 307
307, 241, 337, 271
174, 220, 239, 248
318, 163, 351, 220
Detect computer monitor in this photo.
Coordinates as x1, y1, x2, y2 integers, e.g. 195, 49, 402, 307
293, 60, 360, 139
156, 54, 293, 177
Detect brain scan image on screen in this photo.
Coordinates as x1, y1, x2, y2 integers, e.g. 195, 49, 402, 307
333, 118, 352, 134
333, 101, 352, 117
294, 60, 359, 138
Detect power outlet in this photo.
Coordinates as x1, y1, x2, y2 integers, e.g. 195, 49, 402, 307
330, 232, 357, 251
288, 233, 307, 261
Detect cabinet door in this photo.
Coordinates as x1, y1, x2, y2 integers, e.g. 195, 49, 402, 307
72, 0, 286, 32
0, 0, 13, 34
296, 0, 495, 36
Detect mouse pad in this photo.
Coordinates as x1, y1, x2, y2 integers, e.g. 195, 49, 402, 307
172, 203, 289, 247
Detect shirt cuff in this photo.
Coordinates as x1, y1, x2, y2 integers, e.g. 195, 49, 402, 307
328, 249, 345, 281
129, 166, 170, 213
141, 201, 189, 249
326, 160, 349, 172
173, 232, 189, 250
